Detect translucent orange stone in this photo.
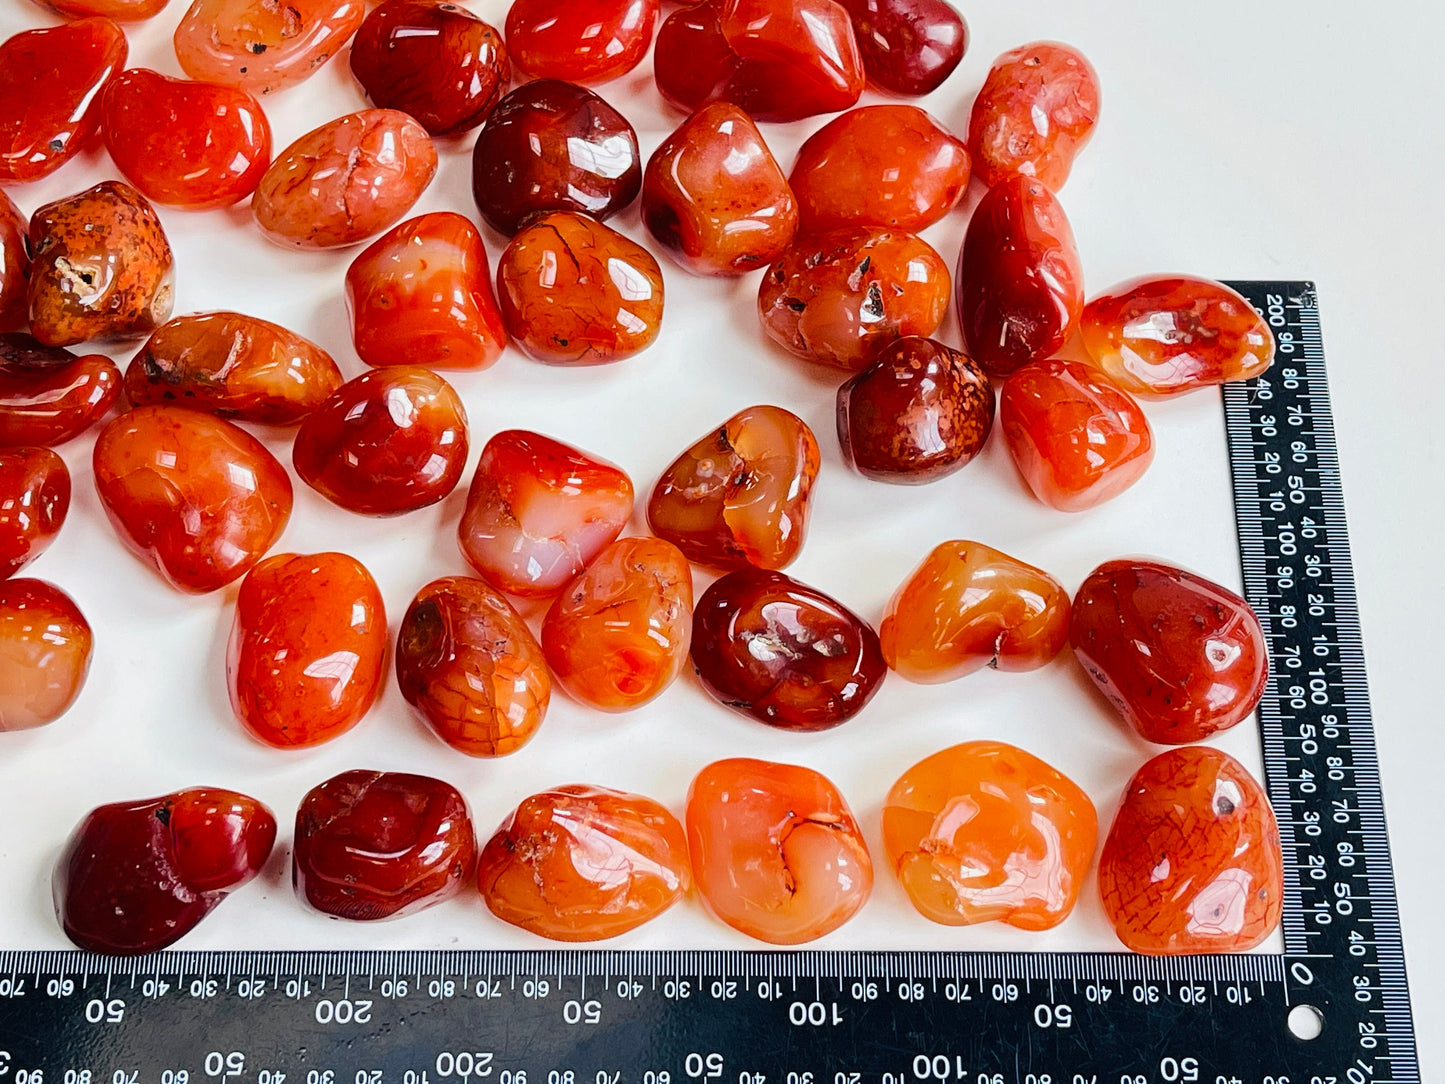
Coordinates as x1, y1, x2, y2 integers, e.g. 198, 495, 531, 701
506, 0, 658, 85
1099, 746, 1283, 955
0, 335, 122, 448
879, 541, 1070, 683
478, 784, 691, 941
0, 578, 92, 731
687, 758, 872, 944
174, 0, 364, 95
882, 741, 1097, 929
0, 192, 28, 332
0, 447, 70, 581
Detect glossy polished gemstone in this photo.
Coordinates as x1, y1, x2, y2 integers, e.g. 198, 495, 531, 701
457, 430, 633, 598
1080, 275, 1276, 397
790, 106, 970, 234
293, 368, 468, 515
506, 0, 658, 84
396, 576, 551, 757
496, 212, 664, 365
0, 336, 122, 448
0, 578, 92, 731
228, 552, 387, 748
253, 111, 437, 249
968, 41, 1099, 191
0, 448, 69, 581
93, 406, 293, 593
471, 80, 641, 236
686, 758, 872, 944
1099, 747, 1282, 954
174, 0, 364, 95
691, 569, 885, 730
478, 784, 690, 941
883, 741, 1096, 929
836, 336, 992, 483
956, 176, 1083, 376
641, 102, 798, 277
39, 0, 169, 18
125, 312, 342, 424
0, 191, 28, 331
0, 18, 127, 185
647, 405, 818, 572
349, 0, 508, 136
880, 541, 1070, 683
54, 788, 276, 955
1070, 559, 1270, 745
27, 182, 174, 348
101, 69, 271, 209
1000, 360, 1153, 512
837, 0, 966, 95
541, 537, 693, 712
346, 213, 508, 372
759, 227, 949, 371
293, 770, 476, 920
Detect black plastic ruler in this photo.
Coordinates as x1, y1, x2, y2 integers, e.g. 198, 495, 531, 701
0, 281, 1417, 1081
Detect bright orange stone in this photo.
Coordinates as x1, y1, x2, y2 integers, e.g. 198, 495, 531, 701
174, 0, 364, 95
0, 192, 28, 332
0, 578, 92, 731
882, 741, 1097, 929
0, 447, 70, 582
478, 784, 691, 941
0, 335, 122, 448
506, 0, 658, 85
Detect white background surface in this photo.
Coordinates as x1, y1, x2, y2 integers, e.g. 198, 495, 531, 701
1, 0, 1442, 1077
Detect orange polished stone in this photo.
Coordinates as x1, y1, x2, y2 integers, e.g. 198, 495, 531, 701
880, 541, 1070, 684
478, 784, 690, 941
837, 0, 966, 95
93, 406, 292, 593
686, 758, 872, 944
39, 0, 169, 18
882, 741, 1096, 929
0, 448, 69, 581
1099, 746, 1283, 955
999, 360, 1154, 512
396, 576, 551, 757
790, 106, 970, 234
174, 0, 364, 94
647, 404, 818, 572
1080, 275, 1276, 397
345, 213, 508, 372
0, 191, 28, 332
0, 578, 92, 731
641, 102, 798, 277
228, 552, 388, 748
542, 537, 693, 712
506, 0, 658, 84
0, 335, 122, 448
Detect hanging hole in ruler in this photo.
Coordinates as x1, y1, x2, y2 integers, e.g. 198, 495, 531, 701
1287, 1004, 1324, 1041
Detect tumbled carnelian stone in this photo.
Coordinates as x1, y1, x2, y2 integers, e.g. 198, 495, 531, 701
55, 788, 276, 955
174, 0, 363, 95
39, 0, 168, 18
1099, 746, 1282, 955
396, 576, 551, 757
101, 69, 270, 210
541, 537, 693, 712
0, 448, 70, 581
28, 182, 175, 348
0, 191, 27, 331
349, 0, 508, 136
0, 335, 122, 448
880, 541, 1070, 684
0, 578, 92, 731
93, 405, 292, 593
687, 758, 872, 944
0, 18, 127, 185
647, 404, 818, 572
955, 176, 1082, 376
999, 360, 1153, 512
345, 213, 508, 372
791, 106, 970, 234
253, 110, 437, 250
506, 0, 658, 85
883, 741, 1096, 929
1080, 275, 1276, 397
759, 227, 949, 371
293, 367, 468, 516
496, 211, 665, 365
837, 0, 966, 96
294, 770, 475, 921
641, 102, 798, 277
479, 784, 690, 941
125, 312, 342, 425
1070, 559, 1269, 745
228, 552, 387, 748
968, 41, 1100, 192
692, 568, 886, 731
458, 430, 633, 599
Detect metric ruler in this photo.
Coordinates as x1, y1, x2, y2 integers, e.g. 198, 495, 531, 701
0, 281, 1417, 1081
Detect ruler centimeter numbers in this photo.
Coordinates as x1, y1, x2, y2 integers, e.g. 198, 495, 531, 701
0, 282, 1417, 1082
